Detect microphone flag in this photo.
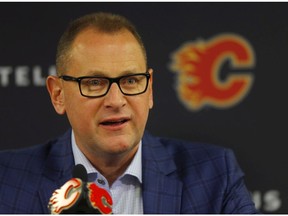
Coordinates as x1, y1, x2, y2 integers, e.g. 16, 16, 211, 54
48, 164, 113, 214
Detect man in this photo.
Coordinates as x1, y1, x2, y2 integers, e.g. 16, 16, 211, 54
0, 12, 258, 214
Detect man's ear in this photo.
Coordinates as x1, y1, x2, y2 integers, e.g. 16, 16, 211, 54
46, 76, 66, 115
148, 68, 154, 109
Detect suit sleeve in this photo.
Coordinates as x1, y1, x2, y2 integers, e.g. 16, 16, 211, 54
221, 149, 258, 213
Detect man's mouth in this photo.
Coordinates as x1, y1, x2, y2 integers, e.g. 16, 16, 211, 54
100, 119, 129, 126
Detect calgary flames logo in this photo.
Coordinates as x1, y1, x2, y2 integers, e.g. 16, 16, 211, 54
48, 178, 82, 214
88, 183, 113, 214
170, 34, 255, 111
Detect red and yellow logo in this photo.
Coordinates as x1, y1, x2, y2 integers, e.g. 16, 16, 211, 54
170, 34, 255, 111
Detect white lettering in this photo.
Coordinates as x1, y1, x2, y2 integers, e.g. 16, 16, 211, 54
251, 190, 281, 212
252, 190, 261, 209
263, 190, 281, 212
49, 65, 57, 76
0, 65, 56, 87
15, 66, 30, 86
33, 66, 46, 86
0, 66, 12, 87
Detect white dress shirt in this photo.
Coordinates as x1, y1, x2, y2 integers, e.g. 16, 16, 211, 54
71, 131, 143, 214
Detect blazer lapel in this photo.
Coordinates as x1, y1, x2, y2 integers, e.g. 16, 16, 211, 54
38, 130, 75, 213
142, 132, 183, 213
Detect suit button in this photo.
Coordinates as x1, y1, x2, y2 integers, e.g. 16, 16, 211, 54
97, 178, 105, 185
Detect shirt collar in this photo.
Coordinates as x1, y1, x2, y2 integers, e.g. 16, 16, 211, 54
71, 130, 142, 183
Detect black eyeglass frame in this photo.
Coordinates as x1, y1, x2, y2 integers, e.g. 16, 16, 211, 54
59, 72, 151, 98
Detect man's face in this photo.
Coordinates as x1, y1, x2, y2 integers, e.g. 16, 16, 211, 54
56, 28, 153, 158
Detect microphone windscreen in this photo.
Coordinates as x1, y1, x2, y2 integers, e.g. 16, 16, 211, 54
72, 164, 88, 182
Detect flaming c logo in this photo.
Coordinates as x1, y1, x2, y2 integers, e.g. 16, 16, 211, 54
170, 34, 255, 111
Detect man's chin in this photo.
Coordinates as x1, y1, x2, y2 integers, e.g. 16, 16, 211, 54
102, 139, 139, 156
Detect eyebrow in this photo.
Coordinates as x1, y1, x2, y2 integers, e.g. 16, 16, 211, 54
84, 69, 144, 77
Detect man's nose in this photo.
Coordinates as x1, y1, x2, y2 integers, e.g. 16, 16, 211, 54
103, 83, 126, 108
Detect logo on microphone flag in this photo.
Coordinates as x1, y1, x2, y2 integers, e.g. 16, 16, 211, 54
88, 183, 113, 214
48, 178, 82, 214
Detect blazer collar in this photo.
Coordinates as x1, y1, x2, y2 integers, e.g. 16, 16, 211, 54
142, 131, 183, 213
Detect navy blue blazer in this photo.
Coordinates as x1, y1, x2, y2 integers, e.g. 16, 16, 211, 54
0, 130, 257, 213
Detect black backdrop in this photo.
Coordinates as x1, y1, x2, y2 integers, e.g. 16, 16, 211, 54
0, 2, 287, 213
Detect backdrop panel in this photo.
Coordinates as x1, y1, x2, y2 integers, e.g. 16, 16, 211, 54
0, 2, 287, 213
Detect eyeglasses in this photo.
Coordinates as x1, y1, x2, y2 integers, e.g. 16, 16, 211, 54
59, 72, 151, 98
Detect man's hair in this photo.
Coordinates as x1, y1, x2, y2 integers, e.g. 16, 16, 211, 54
56, 12, 147, 75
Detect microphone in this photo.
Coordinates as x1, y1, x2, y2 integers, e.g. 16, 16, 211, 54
73, 163, 88, 182
48, 164, 113, 214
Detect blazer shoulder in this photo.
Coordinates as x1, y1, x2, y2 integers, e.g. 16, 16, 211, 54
153, 134, 231, 159
0, 130, 72, 174
143, 132, 241, 177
